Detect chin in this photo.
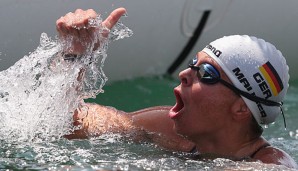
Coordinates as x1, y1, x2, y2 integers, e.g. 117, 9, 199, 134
173, 122, 190, 138
174, 122, 202, 142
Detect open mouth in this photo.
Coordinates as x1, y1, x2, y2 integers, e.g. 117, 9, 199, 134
169, 88, 184, 119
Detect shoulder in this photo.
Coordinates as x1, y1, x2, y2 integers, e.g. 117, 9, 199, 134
253, 146, 298, 169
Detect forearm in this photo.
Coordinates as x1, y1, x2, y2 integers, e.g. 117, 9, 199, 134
131, 106, 195, 152
65, 104, 195, 152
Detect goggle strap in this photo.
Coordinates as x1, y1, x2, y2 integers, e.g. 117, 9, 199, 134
281, 106, 287, 129
218, 79, 282, 107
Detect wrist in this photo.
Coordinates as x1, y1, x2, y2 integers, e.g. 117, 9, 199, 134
62, 52, 80, 61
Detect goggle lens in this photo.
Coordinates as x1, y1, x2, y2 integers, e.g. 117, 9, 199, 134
188, 57, 220, 84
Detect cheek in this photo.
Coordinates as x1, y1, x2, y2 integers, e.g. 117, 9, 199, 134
190, 84, 234, 117
187, 85, 214, 121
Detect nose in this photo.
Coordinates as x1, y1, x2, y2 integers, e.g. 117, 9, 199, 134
179, 68, 194, 86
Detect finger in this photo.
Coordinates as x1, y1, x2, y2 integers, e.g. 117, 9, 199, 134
74, 9, 90, 29
56, 17, 71, 38
73, 109, 79, 120
61, 12, 80, 37
73, 109, 83, 126
86, 9, 97, 19
102, 7, 126, 29
64, 12, 75, 28
85, 9, 98, 27
75, 8, 84, 14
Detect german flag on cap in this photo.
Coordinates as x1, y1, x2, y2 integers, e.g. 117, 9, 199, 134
259, 61, 284, 96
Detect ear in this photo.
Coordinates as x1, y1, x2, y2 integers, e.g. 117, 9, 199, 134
231, 97, 251, 121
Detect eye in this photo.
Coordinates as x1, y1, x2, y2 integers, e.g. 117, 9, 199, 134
199, 66, 212, 78
189, 57, 198, 66
203, 64, 220, 79
197, 63, 221, 84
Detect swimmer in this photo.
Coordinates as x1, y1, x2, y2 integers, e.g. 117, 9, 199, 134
57, 8, 298, 169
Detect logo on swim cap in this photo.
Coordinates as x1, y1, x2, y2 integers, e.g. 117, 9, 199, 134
205, 44, 222, 57
258, 61, 284, 96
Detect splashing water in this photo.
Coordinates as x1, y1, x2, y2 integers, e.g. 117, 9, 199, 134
0, 15, 296, 171
0, 15, 133, 142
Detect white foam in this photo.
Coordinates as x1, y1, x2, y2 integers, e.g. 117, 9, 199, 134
0, 15, 132, 142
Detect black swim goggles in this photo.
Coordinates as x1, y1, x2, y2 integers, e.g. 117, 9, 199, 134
188, 58, 282, 107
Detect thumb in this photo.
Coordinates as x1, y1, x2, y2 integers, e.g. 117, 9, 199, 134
102, 7, 127, 29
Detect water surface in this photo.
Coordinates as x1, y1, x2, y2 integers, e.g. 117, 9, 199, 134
1, 77, 297, 170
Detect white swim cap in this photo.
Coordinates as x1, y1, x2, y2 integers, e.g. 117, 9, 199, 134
202, 35, 289, 125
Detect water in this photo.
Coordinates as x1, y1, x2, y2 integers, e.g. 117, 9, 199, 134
1, 76, 297, 170
0, 15, 297, 171
88, 77, 298, 168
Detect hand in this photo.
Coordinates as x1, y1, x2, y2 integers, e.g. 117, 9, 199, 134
63, 105, 90, 139
64, 103, 132, 139
56, 8, 126, 55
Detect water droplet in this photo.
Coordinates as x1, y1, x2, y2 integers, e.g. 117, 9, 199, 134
122, 12, 128, 17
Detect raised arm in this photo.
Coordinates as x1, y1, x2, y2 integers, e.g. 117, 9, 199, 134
57, 8, 195, 152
